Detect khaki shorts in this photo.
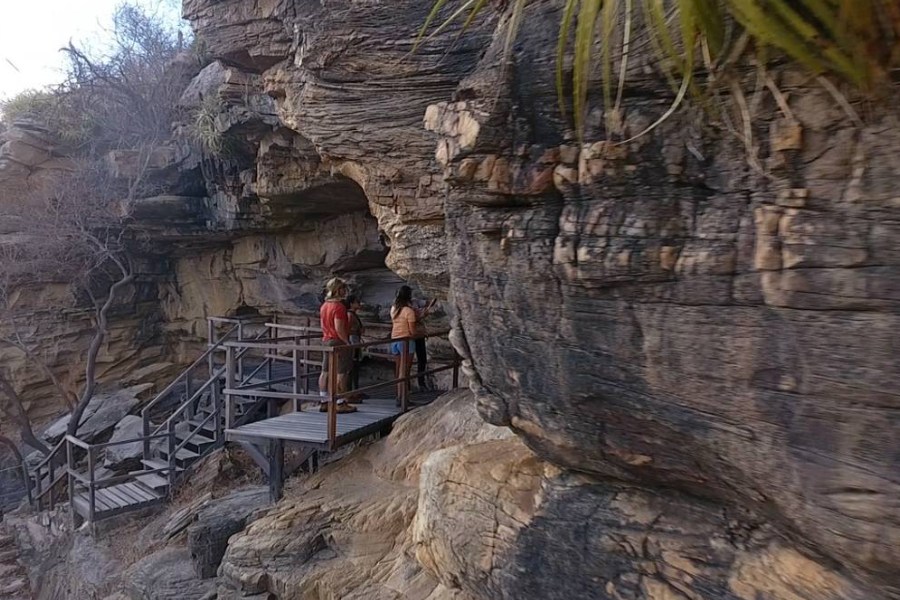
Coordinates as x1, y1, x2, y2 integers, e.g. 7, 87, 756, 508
321, 339, 352, 375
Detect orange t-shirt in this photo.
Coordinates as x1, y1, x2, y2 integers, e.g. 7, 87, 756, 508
390, 306, 417, 339
321, 300, 348, 341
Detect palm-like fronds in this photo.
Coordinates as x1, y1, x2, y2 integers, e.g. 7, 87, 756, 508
419, 0, 900, 136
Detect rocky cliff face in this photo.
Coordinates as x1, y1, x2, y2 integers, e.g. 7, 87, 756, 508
437, 9, 900, 597
179, 0, 899, 598
1, 0, 898, 598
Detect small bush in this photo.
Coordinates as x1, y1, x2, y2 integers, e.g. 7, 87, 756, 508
189, 94, 234, 155
1, 89, 57, 123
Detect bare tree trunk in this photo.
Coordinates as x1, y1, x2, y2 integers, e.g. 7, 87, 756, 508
0, 435, 24, 467
0, 434, 30, 511
66, 270, 134, 438
0, 375, 50, 455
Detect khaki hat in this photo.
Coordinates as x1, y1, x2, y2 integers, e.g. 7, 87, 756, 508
325, 277, 347, 299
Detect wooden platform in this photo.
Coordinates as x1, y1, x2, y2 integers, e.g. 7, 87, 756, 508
72, 482, 164, 521
225, 398, 404, 448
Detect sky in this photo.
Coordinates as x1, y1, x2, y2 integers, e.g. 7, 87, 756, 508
0, 0, 185, 100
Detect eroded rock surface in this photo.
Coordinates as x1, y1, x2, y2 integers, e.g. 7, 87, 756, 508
183, 0, 495, 291
429, 4, 900, 596
187, 486, 269, 579
212, 390, 869, 600
125, 548, 216, 600
216, 390, 508, 599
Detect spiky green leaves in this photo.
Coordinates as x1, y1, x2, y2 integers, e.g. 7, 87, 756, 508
419, 0, 900, 138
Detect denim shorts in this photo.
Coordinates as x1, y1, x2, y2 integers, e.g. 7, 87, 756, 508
390, 341, 414, 355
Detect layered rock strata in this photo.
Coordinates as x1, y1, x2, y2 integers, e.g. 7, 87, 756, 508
183, 0, 900, 597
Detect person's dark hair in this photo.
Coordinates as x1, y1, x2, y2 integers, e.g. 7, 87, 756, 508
393, 285, 413, 314
345, 294, 359, 308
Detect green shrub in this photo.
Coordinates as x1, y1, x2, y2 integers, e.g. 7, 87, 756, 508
188, 94, 236, 155
423, 0, 900, 136
1, 89, 57, 123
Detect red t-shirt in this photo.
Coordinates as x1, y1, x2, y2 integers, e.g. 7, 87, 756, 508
320, 300, 348, 341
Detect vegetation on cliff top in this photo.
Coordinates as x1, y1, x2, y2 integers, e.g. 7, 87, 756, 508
0, 2, 188, 449
423, 0, 900, 135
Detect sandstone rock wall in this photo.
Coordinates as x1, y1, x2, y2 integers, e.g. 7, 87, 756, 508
433, 6, 900, 595
183, 0, 495, 291
183, 0, 899, 597
1, 0, 897, 598
209, 391, 869, 600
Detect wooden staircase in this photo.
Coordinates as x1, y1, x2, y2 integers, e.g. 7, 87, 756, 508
25, 314, 456, 524
27, 317, 277, 526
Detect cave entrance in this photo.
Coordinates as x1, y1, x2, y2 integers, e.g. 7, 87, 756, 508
272, 174, 405, 321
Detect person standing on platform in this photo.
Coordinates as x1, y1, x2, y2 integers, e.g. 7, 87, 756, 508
345, 294, 366, 400
390, 285, 418, 384
318, 278, 356, 413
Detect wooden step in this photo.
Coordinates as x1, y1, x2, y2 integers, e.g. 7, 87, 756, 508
176, 431, 215, 446
72, 482, 163, 520
157, 447, 199, 467
187, 419, 217, 432
131, 472, 169, 491
177, 432, 216, 454
140, 458, 183, 473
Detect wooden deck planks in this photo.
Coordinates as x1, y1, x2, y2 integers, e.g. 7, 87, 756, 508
226, 398, 404, 446
72, 482, 163, 521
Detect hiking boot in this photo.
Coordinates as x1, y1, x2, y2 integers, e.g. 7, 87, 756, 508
345, 392, 365, 403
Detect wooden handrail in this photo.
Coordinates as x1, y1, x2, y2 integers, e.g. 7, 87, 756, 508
207, 316, 268, 326
32, 438, 66, 472
65, 435, 91, 450
144, 326, 269, 458
222, 358, 459, 402
174, 407, 219, 455
263, 323, 320, 333
77, 431, 174, 451
141, 324, 238, 417
222, 329, 451, 354
151, 368, 223, 437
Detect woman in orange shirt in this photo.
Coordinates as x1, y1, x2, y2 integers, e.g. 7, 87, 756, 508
390, 285, 418, 381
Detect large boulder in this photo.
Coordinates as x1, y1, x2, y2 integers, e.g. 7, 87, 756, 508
42, 388, 142, 445
103, 415, 145, 473
433, 5, 900, 596
214, 390, 870, 600
187, 486, 269, 578
216, 390, 507, 599
182, 0, 495, 291
124, 548, 216, 600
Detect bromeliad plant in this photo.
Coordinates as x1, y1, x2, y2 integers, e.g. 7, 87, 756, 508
419, 0, 900, 135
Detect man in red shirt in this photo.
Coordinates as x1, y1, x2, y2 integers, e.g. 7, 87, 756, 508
318, 277, 356, 413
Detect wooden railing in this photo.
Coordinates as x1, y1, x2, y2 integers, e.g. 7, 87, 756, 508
30, 438, 67, 511
27, 313, 461, 523
140, 317, 271, 461
222, 328, 460, 450
29, 315, 273, 516
65, 432, 173, 525
144, 320, 273, 484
